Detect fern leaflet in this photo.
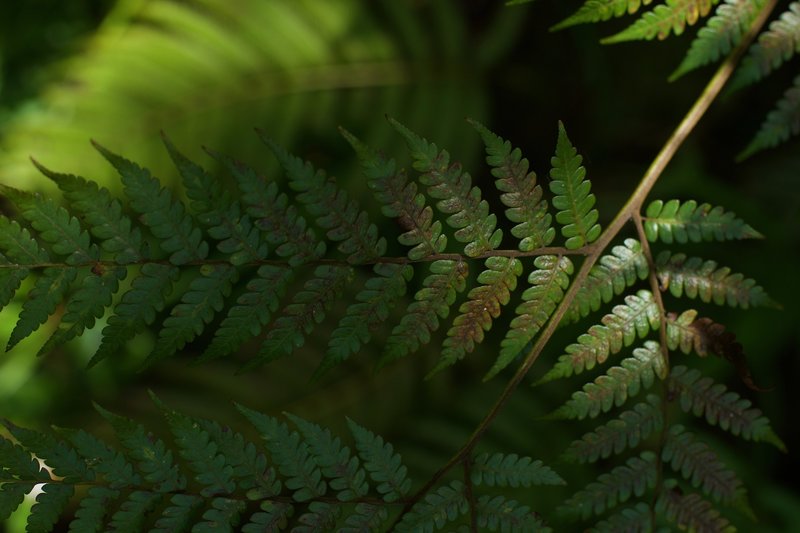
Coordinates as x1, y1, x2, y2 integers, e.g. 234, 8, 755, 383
739, 74, 800, 159
549, 121, 601, 249
671, 0, 766, 80
603, 0, 722, 43
644, 199, 762, 243
552, 0, 656, 31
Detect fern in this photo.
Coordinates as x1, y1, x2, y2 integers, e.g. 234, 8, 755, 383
739, 73, 800, 159
0, 399, 557, 532
603, 0, 722, 43
552, 0, 656, 31
643, 199, 763, 243
671, 0, 767, 80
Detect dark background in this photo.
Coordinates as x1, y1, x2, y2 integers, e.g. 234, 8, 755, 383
0, 0, 797, 530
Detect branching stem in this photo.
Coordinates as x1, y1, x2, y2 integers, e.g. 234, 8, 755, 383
395, 0, 778, 522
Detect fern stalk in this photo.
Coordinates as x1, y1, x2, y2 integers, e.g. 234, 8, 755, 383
394, 0, 778, 524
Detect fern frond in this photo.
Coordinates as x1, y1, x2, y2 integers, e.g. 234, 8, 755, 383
56, 427, 140, 487
236, 405, 326, 502
558, 451, 658, 520
109, 490, 162, 531
730, 1, 800, 89
476, 494, 551, 532
295, 501, 339, 532
94, 142, 208, 265
552, 0, 656, 31
603, 0, 721, 43
671, 0, 766, 80
396, 480, 468, 532
346, 417, 411, 503
656, 481, 735, 532
562, 394, 663, 463
264, 136, 386, 264
656, 251, 777, 308
470, 118, 555, 250
536, 290, 661, 385
549, 122, 601, 249
589, 502, 653, 532
95, 404, 186, 493
643, 199, 762, 243
244, 265, 353, 370
35, 162, 144, 263
244, 501, 294, 531
91, 263, 179, 367
0, 217, 47, 311
2, 421, 87, 482
70, 486, 118, 532
318, 262, 412, 379
341, 127, 446, 261
471, 452, 564, 488
8, 267, 77, 352
491, 255, 573, 380
565, 238, 649, 324
662, 425, 749, 507
381, 259, 469, 367
146, 262, 240, 366
285, 413, 368, 501
431, 256, 521, 376
668, 365, 786, 450
548, 340, 667, 420
390, 117, 502, 257
738, 74, 800, 159
28, 485, 74, 533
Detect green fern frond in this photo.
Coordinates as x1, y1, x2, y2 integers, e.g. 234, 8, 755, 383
549, 122, 601, 249
243, 265, 353, 371
565, 238, 649, 324
430, 256, 521, 376
91, 263, 179, 367
475, 495, 551, 532
644, 199, 762, 243
341, 127, 447, 261
95, 142, 208, 265
562, 394, 663, 463
558, 451, 658, 520
381, 259, 469, 367
390, 117, 502, 257
285, 413, 369, 501
346, 418, 411, 503
535, 290, 661, 385
547, 341, 667, 420
656, 481, 735, 532
662, 425, 750, 508
491, 255, 573, 380
471, 452, 565, 487
319, 263, 413, 378
603, 0, 722, 43
264, 136, 386, 264
668, 365, 786, 450
671, 0, 766, 80
0, 217, 46, 311
469, 118, 555, 251
738, 74, 800, 159
236, 406, 326, 502
730, 1, 800, 89
656, 251, 777, 308
395, 480, 468, 532
552, 0, 656, 31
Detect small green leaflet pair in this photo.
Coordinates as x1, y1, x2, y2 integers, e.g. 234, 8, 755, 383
0, 395, 563, 532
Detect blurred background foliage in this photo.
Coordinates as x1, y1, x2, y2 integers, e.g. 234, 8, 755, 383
0, 0, 798, 530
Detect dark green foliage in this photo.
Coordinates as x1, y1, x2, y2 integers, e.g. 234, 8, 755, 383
602, 0, 721, 43
0, 47, 785, 530
0, 400, 556, 532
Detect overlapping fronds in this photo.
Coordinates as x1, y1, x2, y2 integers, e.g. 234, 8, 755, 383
0, 398, 557, 532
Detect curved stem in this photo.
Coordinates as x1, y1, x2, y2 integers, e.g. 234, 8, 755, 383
395, 0, 778, 521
